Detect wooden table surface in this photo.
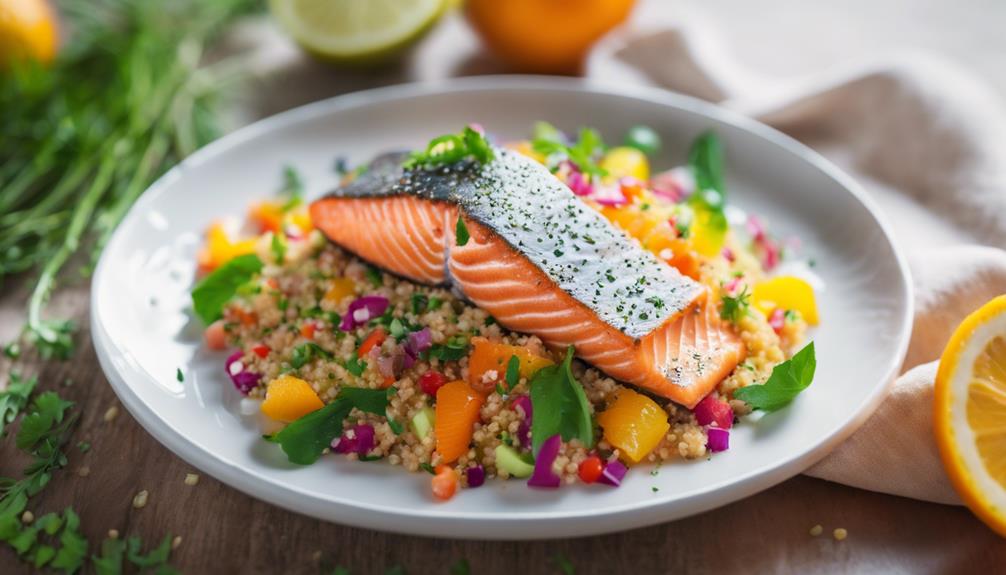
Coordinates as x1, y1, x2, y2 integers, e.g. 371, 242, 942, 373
4, 2, 1006, 572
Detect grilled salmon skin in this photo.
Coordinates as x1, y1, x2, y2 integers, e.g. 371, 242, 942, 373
310, 149, 745, 407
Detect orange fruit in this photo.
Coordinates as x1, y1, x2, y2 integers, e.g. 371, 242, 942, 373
465, 0, 635, 73
0, 0, 58, 66
934, 295, 1006, 537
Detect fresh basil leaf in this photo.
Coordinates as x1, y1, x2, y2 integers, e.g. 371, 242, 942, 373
455, 215, 470, 247
734, 342, 816, 411
270, 387, 389, 465
191, 254, 263, 324
529, 347, 593, 455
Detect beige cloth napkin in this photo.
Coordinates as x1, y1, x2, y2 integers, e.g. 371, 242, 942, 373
588, 14, 1006, 505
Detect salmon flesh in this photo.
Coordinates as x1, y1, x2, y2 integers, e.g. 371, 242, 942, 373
310, 149, 745, 408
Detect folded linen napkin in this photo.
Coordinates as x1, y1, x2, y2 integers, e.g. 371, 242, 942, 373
588, 11, 1006, 505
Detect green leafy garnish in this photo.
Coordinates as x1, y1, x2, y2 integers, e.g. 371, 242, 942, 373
268, 387, 390, 464
719, 286, 751, 325
419, 462, 436, 475
290, 342, 334, 370
387, 418, 404, 435
529, 347, 594, 455
191, 254, 263, 324
0, 373, 37, 437
531, 122, 607, 178
270, 233, 286, 264
403, 126, 495, 170
455, 215, 470, 247
504, 355, 520, 389
175, 368, 184, 383
364, 265, 383, 287
686, 131, 729, 249
427, 297, 443, 311
734, 342, 816, 411
279, 165, 305, 211
423, 335, 470, 362
3, 342, 20, 359
410, 293, 429, 315
344, 356, 367, 377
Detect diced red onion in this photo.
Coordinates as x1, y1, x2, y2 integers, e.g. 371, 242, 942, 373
566, 168, 594, 197
723, 277, 741, 294
721, 247, 735, 262
466, 465, 486, 488
527, 434, 562, 488
593, 193, 628, 207
746, 215, 766, 241
332, 423, 375, 455
376, 353, 399, 379
599, 459, 628, 487
694, 395, 734, 429
707, 428, 730, 452
225, 350, 261, 395
768, 308, 785, 334
404, 328, 432, 358
761, 238, 780, 271
512, 395, 533, 450
650, 168, 691, 202
340, 295, 390, 331
401, 349, 415, 370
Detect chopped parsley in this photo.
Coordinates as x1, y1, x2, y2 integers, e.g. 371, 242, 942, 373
270, 233, 286, 264
455, 215, 470, 246
531, 122, 607, 179
423, 335, 470, 362
364, 265, 383, 287
344, 356, 367, 377
279, 165, 304, 211
419, 462, 437, 475
734, 342, 816, 411
290, 342, 334, 369
410, 293, 429, 314
719, 286, 751, 325
0, 372, 36, 437
175, 368, 184, 383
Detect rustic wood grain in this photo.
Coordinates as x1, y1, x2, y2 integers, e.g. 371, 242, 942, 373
2, 282, 1006, 575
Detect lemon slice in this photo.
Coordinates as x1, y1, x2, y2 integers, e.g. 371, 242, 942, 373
269, 0, 446, 63
935, 295, 1006, 536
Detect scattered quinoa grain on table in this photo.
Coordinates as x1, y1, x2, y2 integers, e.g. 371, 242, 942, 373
833, 528, 848, 541
132, 489, 149, 509
809, 524, 823, 537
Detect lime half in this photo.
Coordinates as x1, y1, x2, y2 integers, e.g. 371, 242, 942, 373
270, 0, 446, 63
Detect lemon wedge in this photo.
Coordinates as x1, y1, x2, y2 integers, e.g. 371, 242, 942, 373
269, 0, 447, 63
935, 295, 1006, 537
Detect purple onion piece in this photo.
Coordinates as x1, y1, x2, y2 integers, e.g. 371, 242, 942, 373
340, 295, 390, 331
512, 395, 532, 419
225, 350, 261, 395
404, 327, 432, 357
517, 420, 532, 451
599, 460, 628, 487
332, 424, 376, 455
401, 349, 416, 370
376, 354, 398, 379
706, 428, 730, 452
566, 167, 594, 197
527, 434, 562, 489
466, 465, 486, 488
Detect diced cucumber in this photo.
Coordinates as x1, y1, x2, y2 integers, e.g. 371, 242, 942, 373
410, 406, 435, 440
495, 445, 534, 478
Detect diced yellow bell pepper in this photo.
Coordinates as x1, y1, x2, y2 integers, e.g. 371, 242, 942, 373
598, 388, 670, 464
198, 222, 257, 271
688, 208, 727, 257
752, 276, 819, 325
261, 375, 325, 422
324, 278, 357, 303
600, 146, 650, 181
290, 209, 314, 234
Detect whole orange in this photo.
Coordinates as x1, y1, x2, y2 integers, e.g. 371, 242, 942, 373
0, 0, 58, 66
466, 0, 635, 74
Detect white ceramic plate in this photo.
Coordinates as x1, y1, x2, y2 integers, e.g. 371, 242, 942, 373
92, 76, 912, 539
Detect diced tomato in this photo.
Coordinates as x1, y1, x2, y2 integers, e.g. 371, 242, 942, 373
358, 328, 387, 358
432, 465, 459, 501
252, 344, 270, 358
204, 321, 227, 351
381, 375, 396, 389
578, 456, 603, 484
419, 370, 448, 396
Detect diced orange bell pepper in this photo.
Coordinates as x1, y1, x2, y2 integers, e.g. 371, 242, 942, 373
300, 322, 316, 340
598, 388, 670, 464
644, 232, 700, 280
435, 380, 485, 464
467, 337, 554, 389
261, 375, 325, 423
324, 278, 357, 303
249, 201, 284, 234
358, 328, 387, 358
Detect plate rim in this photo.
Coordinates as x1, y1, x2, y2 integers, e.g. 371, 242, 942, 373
90, 75, 914, 538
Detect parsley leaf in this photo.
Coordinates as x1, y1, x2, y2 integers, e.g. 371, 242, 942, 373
270, 233, 286, 264
719, 286, 751, 324
529, 347, 594, 455
410, 293, 429, 315
455, 215, 470, 246
191, 254, 263, 324
423, 335, 470, 362
734, 342, 816, 411
419, 462, 436, 475
364, 265, 383, 287
268, 387, 390, 464
280, 165, 305, 210
531, 123, 607, 178
0, 373, 37, 437
290, 342, 333, 370
504, 355, 520, 391
175, 368, 184, 383
344, 356, 367, 377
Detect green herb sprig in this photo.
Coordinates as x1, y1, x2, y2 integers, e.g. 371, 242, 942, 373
529, 347, 594, 455
734, 342, 816, 411
531, 121, 607, 179
1, 0, 261, 358
403, 126, 495, 170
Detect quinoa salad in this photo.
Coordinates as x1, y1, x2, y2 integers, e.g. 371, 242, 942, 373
191, 123, 819, 500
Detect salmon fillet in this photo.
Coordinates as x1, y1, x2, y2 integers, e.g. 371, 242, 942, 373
310, 149, 745, 408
